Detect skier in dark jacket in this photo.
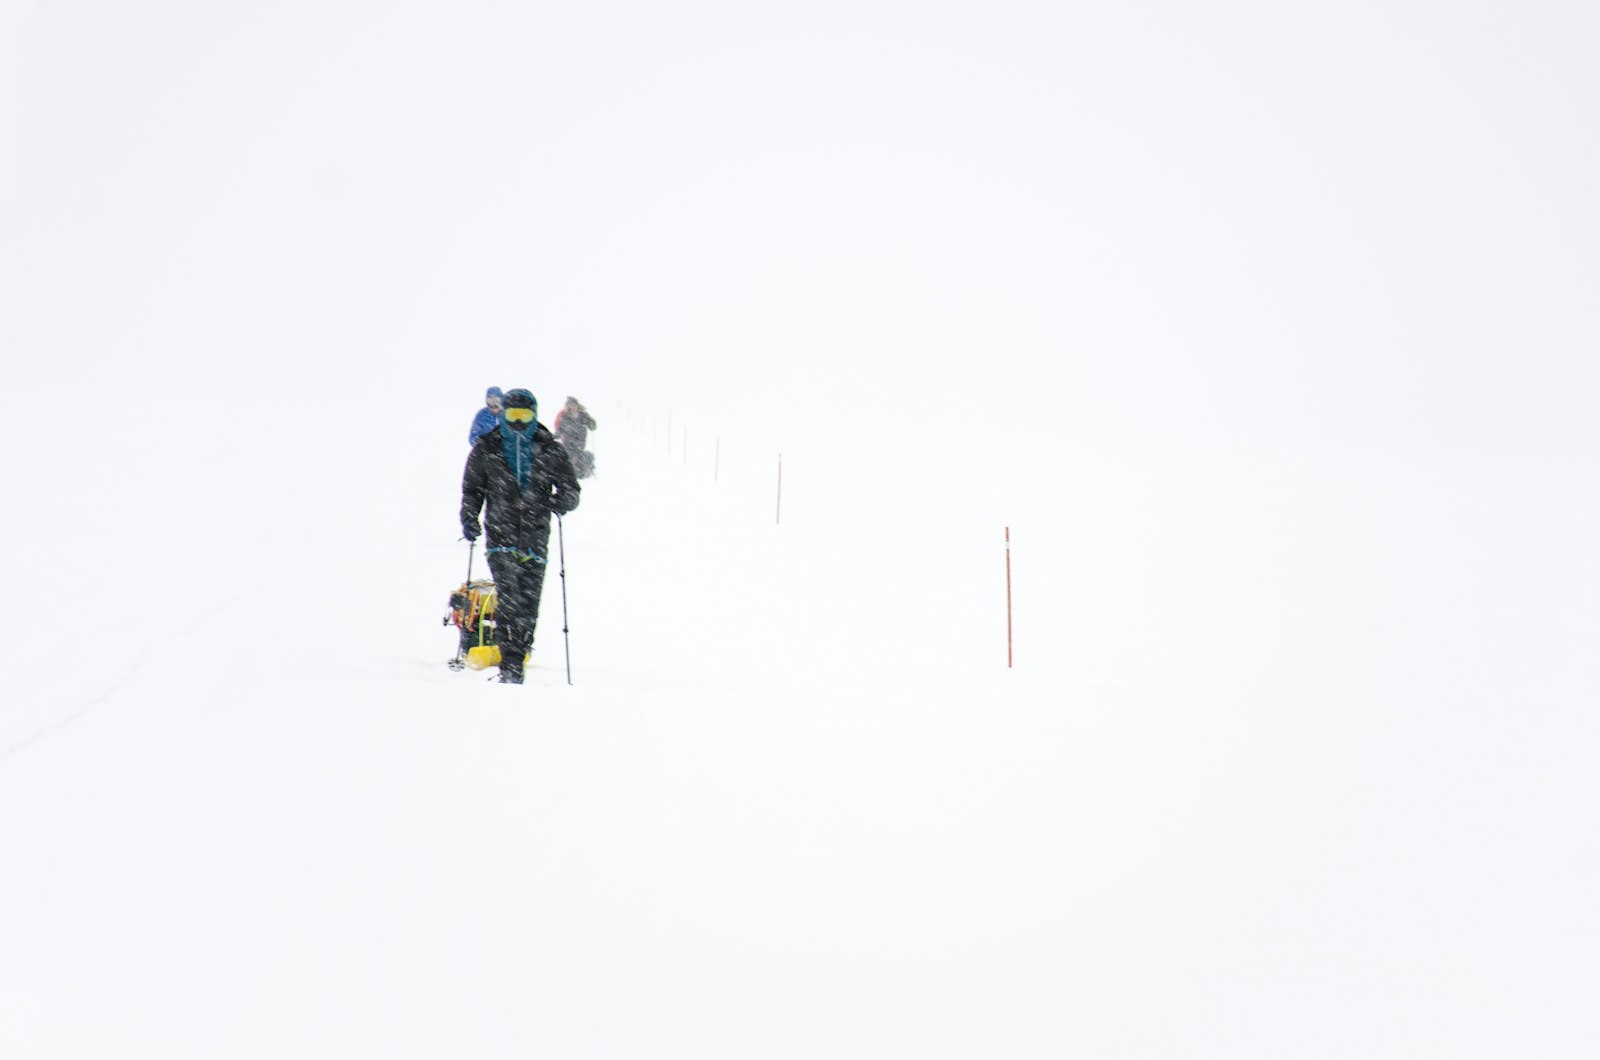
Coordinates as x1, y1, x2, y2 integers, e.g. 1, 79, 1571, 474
460, 388, 581, 684
468, 387, 504, 446
552, 395, 597, 479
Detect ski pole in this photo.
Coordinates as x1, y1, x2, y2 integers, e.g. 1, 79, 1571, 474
557, 514, 572, 686
449, 540, 477, 671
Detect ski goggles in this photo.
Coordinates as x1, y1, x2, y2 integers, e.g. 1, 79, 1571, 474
503, 407, 535, 424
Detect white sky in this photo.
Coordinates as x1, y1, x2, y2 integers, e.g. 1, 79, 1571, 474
7, 1, 1598, 456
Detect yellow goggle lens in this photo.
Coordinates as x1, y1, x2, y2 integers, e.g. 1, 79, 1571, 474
504, 407, 535, 424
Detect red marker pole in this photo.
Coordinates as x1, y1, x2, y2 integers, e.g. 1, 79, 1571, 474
1005, 526, 1013, 668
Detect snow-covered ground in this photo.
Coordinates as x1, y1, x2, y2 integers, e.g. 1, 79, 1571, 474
2, 376, 1596, 1058
6, 2, 1600, 1056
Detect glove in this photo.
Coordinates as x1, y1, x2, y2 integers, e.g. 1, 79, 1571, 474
545, 488, 577, 516
462, 520, 481, 542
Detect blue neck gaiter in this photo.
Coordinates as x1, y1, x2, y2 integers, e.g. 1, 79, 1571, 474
500, 424, 538, 491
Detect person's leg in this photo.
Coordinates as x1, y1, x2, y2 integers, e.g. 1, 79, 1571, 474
517, 525, 554, 654
517, 554, 548, 651
486, 551, 529, 682
491, 551, 552, 682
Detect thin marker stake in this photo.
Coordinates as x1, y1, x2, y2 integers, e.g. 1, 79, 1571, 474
1005, 526, 1014, 668
776, 454, 783, 525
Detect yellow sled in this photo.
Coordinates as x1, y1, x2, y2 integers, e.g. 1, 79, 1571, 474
465, 644, 501, 670
444, 579, 533, 671
447, 580, 504, 670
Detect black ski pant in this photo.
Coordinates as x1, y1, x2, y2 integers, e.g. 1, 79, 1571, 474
487, 549, 548, 677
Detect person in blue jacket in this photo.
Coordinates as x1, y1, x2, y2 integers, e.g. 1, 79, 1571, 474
469, 387, 504, 446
